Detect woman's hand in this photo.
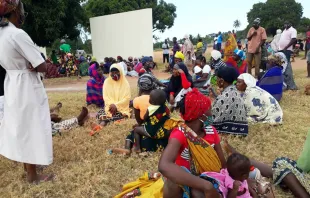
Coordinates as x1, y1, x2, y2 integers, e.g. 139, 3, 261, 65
177, 69, 184, 74
109, 104, 117, 115
29, 64, 36, 72
169, 95, 175, 105
203, 181, 221, 198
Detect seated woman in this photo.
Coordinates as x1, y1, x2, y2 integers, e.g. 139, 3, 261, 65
224, 141, 310, 198
166, 52, 193, 106
86, 63, 105, 107
79, 56, 89, 77
211, 67, 248, 136
96, 64, 131, 126
112, 75, 171, 154
45, 59, 60, 79
141, 56, 167, 88
192, 55, 212, 95
257, 54, 285, 101
115, 89, 226, 198
226, 49, 248, 75
210, 50, 226, 75
237, 73, 283, 125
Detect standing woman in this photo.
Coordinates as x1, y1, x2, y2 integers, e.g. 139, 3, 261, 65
0, 0, 53, 183
182, 34, 195, 66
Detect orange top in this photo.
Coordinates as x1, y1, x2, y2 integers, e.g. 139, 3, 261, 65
133, 95, 150, 120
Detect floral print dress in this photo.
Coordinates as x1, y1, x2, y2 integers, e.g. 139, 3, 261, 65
242, 86, 283, 125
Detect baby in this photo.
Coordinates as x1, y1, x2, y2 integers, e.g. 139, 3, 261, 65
133, 89, 170, 153
206, 153, 253, 198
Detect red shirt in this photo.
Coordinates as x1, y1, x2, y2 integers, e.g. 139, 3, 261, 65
307, 31, 310, 43
226, 57, 247, 75
169, 126, 221, 170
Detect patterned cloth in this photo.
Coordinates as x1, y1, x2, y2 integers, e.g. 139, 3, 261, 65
212, 85, 248, 136
79, 61, 89, 76
96, 109, 124, 123
0, 0, 20, 27
242, 86, 283, 124
51, 118, 78, 136
272, 157, 310, 194
45, 61, 61, 79
86, 64, 105, 107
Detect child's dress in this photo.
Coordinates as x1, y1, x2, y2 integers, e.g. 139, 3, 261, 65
204, 169, 252, 198
143, 104, 170, 139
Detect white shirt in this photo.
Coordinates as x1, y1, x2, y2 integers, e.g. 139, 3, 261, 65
162, 43, 170, 54
202, 65, 212, 86
279, 27, 297, 51
120, 61, 128, 75
0, 23, 52, 165
214, 37, 218, 45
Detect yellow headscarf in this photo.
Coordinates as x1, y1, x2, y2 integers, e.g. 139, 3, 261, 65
223, 33, 237, 62
175, 51, 185, 61
103, 64, 131, 116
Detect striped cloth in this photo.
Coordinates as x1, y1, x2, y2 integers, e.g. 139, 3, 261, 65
86, 64, 105, 107
257, 66, 284, 101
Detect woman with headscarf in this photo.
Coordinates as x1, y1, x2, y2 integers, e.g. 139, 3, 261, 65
211, 67, 248, 136
226, 49, 248, 75
86, 63, 105, 107
236, 73, 283, 125
0, 0, 53, 183
167, 52, 193, 106
182, 34, 195, 66
96, 64, 131, 126
223, 31, 237, 62
192, 55, 212, 95
271, 29, 282, 53
115, 89, 225, 198
210, 50, 226, 75
257, 53, 285, 101
79, 56, 89, 77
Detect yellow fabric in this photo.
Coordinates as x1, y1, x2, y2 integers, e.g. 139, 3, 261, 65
148, 105, 160, 116
163, 117, 182, 130
103, 64, 131, 117
223, 34, 237, 62
91, 56, 97, 62
196, 42, 203, 50
114, 172, 164, 198
175, 51, 185, 61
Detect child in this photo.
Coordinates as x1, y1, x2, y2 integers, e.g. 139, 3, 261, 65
205, 153, 254, 198
133, 89, 170, 153
196, 38, 203, 57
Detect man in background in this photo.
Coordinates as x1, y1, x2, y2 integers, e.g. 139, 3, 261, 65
303, 26, 310, 60
217, 32, 223, 51
278, 21, 298, 90
246, 18, 267, 77
162, 39, 170, 64
170, 37, 180, 69
59, 39, 71, 53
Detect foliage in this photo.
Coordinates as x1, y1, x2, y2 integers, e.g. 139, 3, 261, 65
297, 17, 310, 33
233, 19, 241, 30
246, 0, 303, 35
22, 0, 87, 47
46, 38, 92, 57
84, 0, 177, 33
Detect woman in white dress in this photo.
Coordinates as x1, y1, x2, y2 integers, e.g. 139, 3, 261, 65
0, 0, 53, 183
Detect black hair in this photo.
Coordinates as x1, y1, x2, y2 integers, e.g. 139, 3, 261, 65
196, 55, 206, 63
198, 38, 202, 42
150, 89, 167, 106
217, 67, 239, 83
227, 153, 251, 176
118, 57, 123, 62
52, 50, 56, 53
110, 68, 119, 72
177, 93, 186, 116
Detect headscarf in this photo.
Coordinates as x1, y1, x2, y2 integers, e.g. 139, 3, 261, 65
217, 66, 239, 84
276, 29, 282, 35
211, 50, 222, 61
194, 66, 202, 74
91, 56, 97, 62
103, 64, 131, 116
60, 39, 66, 44
238, 73, 257, 89
233, 49, 244, 60
141, 56, 152, 65
274, 52, 288, 73
89, 63, 104, 84
0, 0, 19, 27
254, 18, 261, 24
268, 54, 282, 66
175, 51, 185, 61
224, 33, 237, 62
181, 88, 212, 121
138, 73, 156, 91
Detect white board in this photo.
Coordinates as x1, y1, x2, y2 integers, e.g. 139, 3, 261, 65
90, 9, 153, 61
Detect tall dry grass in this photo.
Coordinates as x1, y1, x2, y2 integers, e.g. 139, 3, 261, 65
0, 69, 309, 198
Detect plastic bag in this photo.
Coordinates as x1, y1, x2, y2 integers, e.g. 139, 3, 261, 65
297, 131, 310, 173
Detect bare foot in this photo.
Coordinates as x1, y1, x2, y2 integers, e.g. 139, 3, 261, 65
33, 174, 55, 184
77, 107, 89, 126
111, 148, 131, 155
132, 147, 141, 154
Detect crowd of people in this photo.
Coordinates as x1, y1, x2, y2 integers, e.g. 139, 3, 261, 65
0, 1, 310, 198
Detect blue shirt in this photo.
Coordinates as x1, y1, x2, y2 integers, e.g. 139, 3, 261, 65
217, 34, 223, 43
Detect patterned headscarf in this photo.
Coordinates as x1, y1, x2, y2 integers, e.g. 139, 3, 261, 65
0, 0, 20, 26
268, 54, 282, 66
181, 88, 212, 122
138, 73, 156, 91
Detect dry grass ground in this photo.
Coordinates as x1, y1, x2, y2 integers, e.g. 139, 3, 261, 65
0, 61, 310, 198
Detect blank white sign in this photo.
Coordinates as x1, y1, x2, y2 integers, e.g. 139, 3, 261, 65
90, 9, 153, 61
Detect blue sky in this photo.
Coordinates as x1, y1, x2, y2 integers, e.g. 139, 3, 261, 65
155, 0, 310, 41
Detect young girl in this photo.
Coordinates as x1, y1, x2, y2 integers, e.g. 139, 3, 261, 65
133, 89, 170, 153
205, 153, 255, 198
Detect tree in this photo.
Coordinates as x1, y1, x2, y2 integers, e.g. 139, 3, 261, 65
85, 0, 177, 33
233, 20, 241, 31
23, 0, 87, 47
246, 0, 303, 35
297, 17, 310, 33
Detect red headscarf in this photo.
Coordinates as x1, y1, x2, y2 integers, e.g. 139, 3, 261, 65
0, 0, 20, 16
181, 88, 212, 122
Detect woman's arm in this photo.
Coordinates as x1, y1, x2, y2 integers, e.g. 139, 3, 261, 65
214, 143, 226, 168
158, 138, 218, 195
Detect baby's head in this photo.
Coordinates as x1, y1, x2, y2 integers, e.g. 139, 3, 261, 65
227, 153, 251, 182
149, 89, 166, 106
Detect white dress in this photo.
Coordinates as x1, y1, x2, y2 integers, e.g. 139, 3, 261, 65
0, 23, 53, 165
